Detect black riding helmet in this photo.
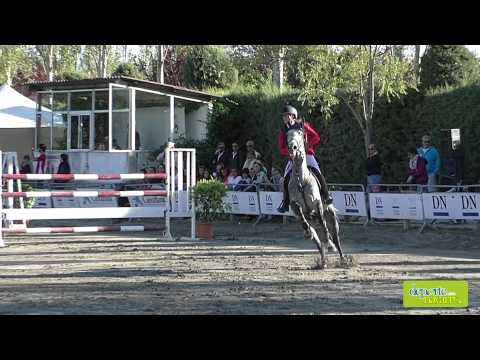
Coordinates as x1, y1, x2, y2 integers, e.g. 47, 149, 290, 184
282, 105, 298, 118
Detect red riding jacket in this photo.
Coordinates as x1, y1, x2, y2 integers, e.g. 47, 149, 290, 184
278, 121, 321, 157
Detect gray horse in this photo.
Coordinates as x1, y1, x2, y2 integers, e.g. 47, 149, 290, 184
286, 128, 344, 269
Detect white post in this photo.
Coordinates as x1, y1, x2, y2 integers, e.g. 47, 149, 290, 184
164, 148, 173, 240
0, 151, 5, 247
191, 149, 196, 240
169, 96, 175, 143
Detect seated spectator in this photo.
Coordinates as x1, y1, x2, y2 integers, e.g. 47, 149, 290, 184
270, 167, 283, 192
234, 168, 252, 191
198, 165, 206, 181
242, 150, 257, 171
245, 161, 270, 192
227, 168, 242, 190
20, 155, 33, 174
213, 162, 225, 179
220, 167, 230, 186
406, 148, 428, 185
203, 169, 212, 180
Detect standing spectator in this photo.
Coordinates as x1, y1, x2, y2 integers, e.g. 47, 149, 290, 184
234, 168, 252, 191
417, 135, 441, 192
211, 142, 228, 173
227, 168, 242, 190
270, 167, 283, 192
406, 148, 428, 185
32, 144, 47, 174
245, 140, 261, 160
57, 154, 71, 175
228, 142, 244, 171
366, 143, 382, 192
20, 155, 33, 174
444, 140, 465, 186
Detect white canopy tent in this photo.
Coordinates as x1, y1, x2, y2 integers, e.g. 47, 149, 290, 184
0, 84, 48, 128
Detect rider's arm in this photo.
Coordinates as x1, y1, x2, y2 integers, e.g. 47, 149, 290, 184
304, 122, 320, 146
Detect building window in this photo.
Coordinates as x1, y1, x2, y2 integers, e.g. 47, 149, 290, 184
94, 113, 109, 150
70, 91, 92, 111
95, 91, 108, 111
52, 112, 68, 150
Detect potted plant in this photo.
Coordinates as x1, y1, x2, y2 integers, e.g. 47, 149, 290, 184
192, 178, 229, 240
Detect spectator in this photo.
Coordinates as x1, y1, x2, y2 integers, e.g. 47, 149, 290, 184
32, 144, 47, 174
242, 149, 257, 171
198, 165, 206, 181
234, 168, 252, 191
20, 155, 33, 174
57, 153, 71, 175
203, 169, 212, 180
444, 140, 465, 186
366, 143, 382, 192
228, 142, 244, 171
245, 140, 261, 160
270, 167, 283, 192
406, 148, 428, 185
211, 142, 228, 173
213, 162, 225, 179
245, 161, 269, 192
220, 167, 230, 185
54, 153, 71, 185
417, 135, 441, 192
227, 168, 242, 190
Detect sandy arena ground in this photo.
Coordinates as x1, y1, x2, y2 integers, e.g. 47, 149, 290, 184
0, 218, 479, 315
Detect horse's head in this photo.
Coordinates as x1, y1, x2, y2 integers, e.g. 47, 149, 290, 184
286, 128, 306, 163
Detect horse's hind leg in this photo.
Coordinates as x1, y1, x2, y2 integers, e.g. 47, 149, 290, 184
292, 202, 326, 268
324, 204, 344, 259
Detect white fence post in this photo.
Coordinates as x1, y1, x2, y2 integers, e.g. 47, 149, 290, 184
0, 151, 4, 247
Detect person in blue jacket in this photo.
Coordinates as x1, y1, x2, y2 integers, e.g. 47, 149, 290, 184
417, 135, 441, 192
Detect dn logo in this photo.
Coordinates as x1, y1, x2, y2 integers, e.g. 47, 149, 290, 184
432, 195, 447, 209
248, 195, 256, 206
344, 193, 356, 207
375, 198, 382, 205
461, 195, 477, 210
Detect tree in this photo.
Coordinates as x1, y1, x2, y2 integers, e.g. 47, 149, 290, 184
0, 45, 30, 85
297, 45, 415, 156
184, 46, 238, 90
420, 45, 480, 89
112, 62, 145, 79
82, 45, 121, 78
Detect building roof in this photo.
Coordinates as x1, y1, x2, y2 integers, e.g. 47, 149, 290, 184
26, 76, 221, 102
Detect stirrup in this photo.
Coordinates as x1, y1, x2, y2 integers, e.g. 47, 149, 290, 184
277, 201, 289, 213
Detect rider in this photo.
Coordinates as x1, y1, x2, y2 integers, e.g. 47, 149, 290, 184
277, 105, 333, 213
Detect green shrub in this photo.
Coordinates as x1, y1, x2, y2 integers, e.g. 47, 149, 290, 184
192, 179, 229, 223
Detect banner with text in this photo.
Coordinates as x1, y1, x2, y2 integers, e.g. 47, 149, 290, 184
223, 191, 260, 215
369, 193, 424, 220
422, 192, 480, 220
258, 191, 295, 216
331, 191, 368, 217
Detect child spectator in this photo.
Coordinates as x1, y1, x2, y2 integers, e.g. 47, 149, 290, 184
227, 168, 242, 190
406, 148, 428, 185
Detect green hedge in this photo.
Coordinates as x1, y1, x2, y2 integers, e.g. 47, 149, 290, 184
206, 83, 480, 184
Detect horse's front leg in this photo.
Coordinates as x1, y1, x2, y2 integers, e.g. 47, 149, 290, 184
291, 202, 326, 268
324, 204, 344, 260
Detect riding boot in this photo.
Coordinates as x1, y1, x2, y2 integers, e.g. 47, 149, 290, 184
277, 172, 291, 213
309, 167, 333, 205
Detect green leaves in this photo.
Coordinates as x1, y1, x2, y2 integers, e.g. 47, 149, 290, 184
193, 179, 229, 223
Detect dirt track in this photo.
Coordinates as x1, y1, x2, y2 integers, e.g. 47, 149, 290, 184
0, 219, 479, 314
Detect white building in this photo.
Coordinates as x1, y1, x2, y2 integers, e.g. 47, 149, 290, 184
26, 76, 219, 174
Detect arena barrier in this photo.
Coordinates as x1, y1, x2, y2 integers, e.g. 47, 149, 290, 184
221, 182, 479, 231
0, 148, 196, 247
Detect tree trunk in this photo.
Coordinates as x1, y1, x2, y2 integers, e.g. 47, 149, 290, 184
47, 45, 54, 81
274, 46, 285, 89
157, 45, 164, 83
414, 45, 421, 83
